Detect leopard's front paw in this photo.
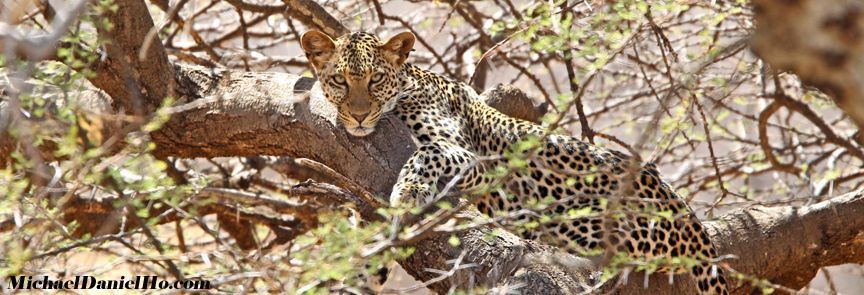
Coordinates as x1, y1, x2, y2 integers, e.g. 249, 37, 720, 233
389, 183, 433, 207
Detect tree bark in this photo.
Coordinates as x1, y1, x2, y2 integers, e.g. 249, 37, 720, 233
94, 0, 175, 114
154, 65, 414, 196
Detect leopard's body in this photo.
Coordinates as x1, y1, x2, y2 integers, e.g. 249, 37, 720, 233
301, 30, 729, 294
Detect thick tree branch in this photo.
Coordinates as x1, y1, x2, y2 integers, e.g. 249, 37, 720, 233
282, 0, 349, 37
93, 0, 175, 114
153, 64, 414, 197
713, 189, 864, 291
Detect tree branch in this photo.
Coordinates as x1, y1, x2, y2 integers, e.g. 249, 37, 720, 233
93, 0, 175, 114
153, 64, 414, 197
282, 0, 349, 37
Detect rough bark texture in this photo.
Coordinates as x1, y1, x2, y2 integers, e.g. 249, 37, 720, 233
94, 0, 175, 114
713, 190, 864, 291
153, 65, 414, 196
283, 0, 350, 37
751, 0, 864, 143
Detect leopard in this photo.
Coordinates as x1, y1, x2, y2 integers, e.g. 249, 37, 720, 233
300, 30, 730, 295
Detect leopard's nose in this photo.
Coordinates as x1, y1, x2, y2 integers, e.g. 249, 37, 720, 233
351, 112, 369, 123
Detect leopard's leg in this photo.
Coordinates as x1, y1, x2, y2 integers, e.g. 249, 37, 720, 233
389, 140, 481, 207
362, 141, 478, 292
616, 170, 729, 295
681, 219, 729, 295
601, 214, 728, 295
514, 139, 729, 294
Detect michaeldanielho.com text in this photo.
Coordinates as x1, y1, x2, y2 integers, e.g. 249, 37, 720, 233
4, 275, 211, 290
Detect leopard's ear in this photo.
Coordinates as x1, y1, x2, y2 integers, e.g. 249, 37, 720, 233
300, 30, 336, 70
381, 31, 415, 66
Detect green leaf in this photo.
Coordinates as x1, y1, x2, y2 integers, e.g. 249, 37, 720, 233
448, 235, 461, 247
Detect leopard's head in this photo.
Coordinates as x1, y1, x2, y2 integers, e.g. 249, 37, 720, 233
301, 31, 415, 137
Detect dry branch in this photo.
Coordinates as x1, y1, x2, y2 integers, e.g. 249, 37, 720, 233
283, 0, 349, 37
93, 0, 175, 114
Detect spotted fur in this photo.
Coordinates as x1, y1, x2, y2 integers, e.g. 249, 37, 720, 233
301, 30, 730, 295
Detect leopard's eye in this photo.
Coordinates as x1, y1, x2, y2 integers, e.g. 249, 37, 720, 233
370, 72, 385, 84
332, 74, 346, 85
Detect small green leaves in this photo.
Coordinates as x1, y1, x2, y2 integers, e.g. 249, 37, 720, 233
448, 235, 461, 247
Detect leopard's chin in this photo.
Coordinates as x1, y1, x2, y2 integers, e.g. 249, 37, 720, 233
346, 126, 375, 137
